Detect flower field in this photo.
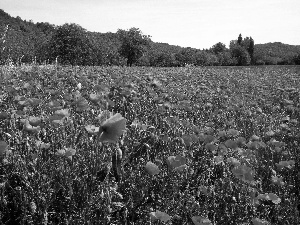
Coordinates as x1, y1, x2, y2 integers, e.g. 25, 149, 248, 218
0, 65, 299, 224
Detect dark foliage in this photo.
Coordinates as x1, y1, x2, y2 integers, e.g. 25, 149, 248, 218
1, 9, 300, 66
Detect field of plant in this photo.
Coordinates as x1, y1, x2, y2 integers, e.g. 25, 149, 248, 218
0, 65, 299, 225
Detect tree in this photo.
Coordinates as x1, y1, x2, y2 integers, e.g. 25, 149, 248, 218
248, 37, 254, 64
210, 42, 227, 55
237, 34, 242, 45
230, 44, 251, 66
117, 27, 151, 66
217, 51, 235, 66
294, 54, 300, 65
175, 47, 197, 66
49, 23, 93, 65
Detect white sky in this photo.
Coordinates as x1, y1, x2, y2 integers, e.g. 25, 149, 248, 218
1, 0, 299, 49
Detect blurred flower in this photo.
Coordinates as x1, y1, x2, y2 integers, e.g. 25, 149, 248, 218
55, 109, 70, 117
149, 210, 171, 222
0, 141, 8, 156
77, 83, 82, 90
85, 125, 100, 135
271, 176, 285, 186
145, 161, 160, 175
29, 116, 42, 127
252, 218, 270, 225
166, 155, 186, 171
191, 216, 212, 225
98, 113, 126, 143
24, 120, 40, 133
232, 164, 255, 184
36, 141, 50, 150
56, 147, 76, 160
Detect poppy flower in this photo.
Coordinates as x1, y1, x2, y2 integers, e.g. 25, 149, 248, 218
56, 147, 76, 160
149, 210, 171, 222
85, 125, 100, 135
28, 98, 42, 107
89, 93, 103, 104
252, 218, 270, 225
166, 155, 186, 171
49, 114, 65, 126
98, 113, 126, 143
28, 116, 42, 127
145, 161, 160, 175
36, 141, 50, 150
0, 112, 9, 119
47, 100, 63, 111
191, 216, 212, 225
232, 165, 255, 184
271, 176, 285, 186
73, 96, 89, 112
55, 109, 70, 117
0, 141, 8, 156
24, 120, 40, 133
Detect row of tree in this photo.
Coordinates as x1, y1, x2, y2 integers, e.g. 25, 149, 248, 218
1, 9, 300, 66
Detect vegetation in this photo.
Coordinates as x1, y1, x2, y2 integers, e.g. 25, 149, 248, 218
117, 28, 151, 66
0, 65, 300, 224
1, 9, 300, 67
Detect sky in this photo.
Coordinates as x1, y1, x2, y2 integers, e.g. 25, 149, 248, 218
1, 0, 300, 49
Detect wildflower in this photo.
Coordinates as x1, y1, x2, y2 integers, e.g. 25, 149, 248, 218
166, 155, 186, 171
24, 120, 40, 133
28, 116, 42, 127
191, 216, 212, 225
149, 210, 171, 222
85, 125, 100, 135
252, 218, 270, 225
0, 141, 8, 155
98, 113, 126, 143
145, 161, 160, 175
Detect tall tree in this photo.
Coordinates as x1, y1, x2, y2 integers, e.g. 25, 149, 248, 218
117, 27, 151, 66
248, 37, 254, 64
49, 23, 93, 65
237, 33, 243, 45
230, 44, 251, 66
210, 42, 227, 54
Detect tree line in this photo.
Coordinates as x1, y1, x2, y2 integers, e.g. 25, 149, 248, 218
1, 9, 300, 66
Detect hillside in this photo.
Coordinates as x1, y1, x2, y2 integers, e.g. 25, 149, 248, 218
1, 9, 300, 66
254, 42, 300, 65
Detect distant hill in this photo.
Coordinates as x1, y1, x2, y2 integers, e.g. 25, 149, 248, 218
254, 42, 300, 65
1, 9, 299, 66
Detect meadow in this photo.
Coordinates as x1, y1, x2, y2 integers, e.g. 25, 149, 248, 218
0, 65, 299, 225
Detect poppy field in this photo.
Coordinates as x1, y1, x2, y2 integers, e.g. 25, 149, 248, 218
0, 65, 299, 225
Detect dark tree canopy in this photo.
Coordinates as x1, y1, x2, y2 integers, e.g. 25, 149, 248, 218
117, 27, 151, 66
248, 37, 255, 64
230, 44, 251, 66
49, 23, 93, 65
237, 34, 243, 45
1, 9, 300, 66
210, 42, 227, 55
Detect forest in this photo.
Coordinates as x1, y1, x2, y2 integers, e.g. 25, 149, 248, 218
1, 9, 300, 67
